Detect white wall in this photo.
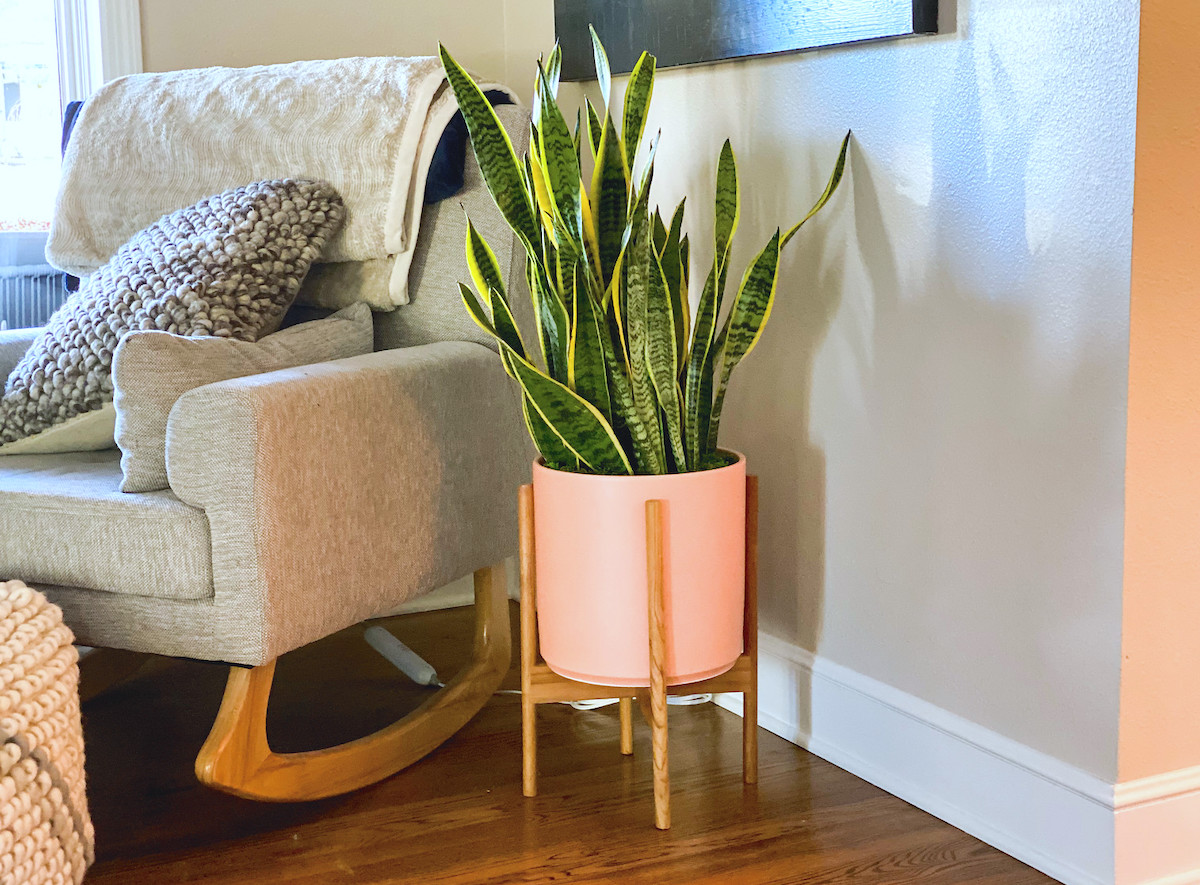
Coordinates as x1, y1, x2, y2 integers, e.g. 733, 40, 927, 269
576, 0, 1137, 781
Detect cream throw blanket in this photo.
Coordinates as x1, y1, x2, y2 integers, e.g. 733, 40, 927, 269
46, 56, 517, 306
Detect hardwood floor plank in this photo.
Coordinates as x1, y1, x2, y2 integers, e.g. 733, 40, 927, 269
81, 604, 1051, 884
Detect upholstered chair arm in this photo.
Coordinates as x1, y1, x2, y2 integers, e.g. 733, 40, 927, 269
165, 342, 531, 665
0, 328, 40, 378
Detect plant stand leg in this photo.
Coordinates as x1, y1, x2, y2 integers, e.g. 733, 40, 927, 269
519, 485, 538, 798
645, 499, 670, 830
619, 697, 634, 755
743, 475, 759, 785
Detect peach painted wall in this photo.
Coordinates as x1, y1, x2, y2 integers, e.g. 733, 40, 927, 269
1119, 0, 1200, 782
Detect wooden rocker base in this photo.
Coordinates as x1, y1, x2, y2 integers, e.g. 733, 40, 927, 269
195, 562, 511, 802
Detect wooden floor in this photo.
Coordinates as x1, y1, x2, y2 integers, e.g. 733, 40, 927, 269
81, 604, 1051, 884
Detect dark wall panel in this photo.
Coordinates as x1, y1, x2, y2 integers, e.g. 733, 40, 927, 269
556, 0, 938, 80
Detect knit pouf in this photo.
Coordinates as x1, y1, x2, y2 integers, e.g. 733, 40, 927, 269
0, 581, 93, 885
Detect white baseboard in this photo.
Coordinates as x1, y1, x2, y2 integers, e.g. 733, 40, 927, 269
716, 632, 1129, 885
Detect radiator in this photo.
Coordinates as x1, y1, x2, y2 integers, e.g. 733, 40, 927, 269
0, 265, 66, 330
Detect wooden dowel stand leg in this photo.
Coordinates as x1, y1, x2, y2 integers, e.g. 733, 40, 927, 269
519, 485, 538, 798
645, 499, 670, 830
743, 476, 759, 785
619, 697, 634, 755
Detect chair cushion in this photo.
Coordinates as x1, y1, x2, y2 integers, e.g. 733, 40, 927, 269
0, 179, 345, 449
0, 451, 212, 601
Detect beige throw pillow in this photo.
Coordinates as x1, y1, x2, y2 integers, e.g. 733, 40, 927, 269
113, 302, 373, 493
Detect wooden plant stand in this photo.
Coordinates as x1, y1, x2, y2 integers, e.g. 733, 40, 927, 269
518, 476, 759, 830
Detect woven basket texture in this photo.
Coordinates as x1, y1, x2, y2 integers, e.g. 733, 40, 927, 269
0, 581, 93, 885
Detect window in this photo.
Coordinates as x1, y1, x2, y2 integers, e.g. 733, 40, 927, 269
0, 0, 60, 236
0, 0, 140, 328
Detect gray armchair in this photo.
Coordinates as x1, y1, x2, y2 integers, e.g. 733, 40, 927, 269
0, 104, 533, 801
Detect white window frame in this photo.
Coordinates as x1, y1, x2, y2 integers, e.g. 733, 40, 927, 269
54, 0, 143, 105
0, 0, 141, 268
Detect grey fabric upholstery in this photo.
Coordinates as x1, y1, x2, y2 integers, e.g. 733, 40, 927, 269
0, 329, 38, 380
9, 106, 534, 666
0, 451, 212, 601
374, 104, 534, 351
150, 343, 529, 664
113, 303, 373, 492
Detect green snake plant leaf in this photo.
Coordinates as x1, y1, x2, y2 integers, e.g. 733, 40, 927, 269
459, 281, 501, 340
515, 381, 579, 472
632, 129, 660, 218
679, 234, 690, 291
569, 285, 612, 421
684, 260, 719, 468
502, 342, 632, 475
714, 139, 740, 271
644, 245, 687, 469
572, 106, 583, 162
590, 24, 612, 110
490, 285, 528, 361
590, 113, 629, 287
465, 217, 506, 306
536, 63, 585, 251
706, 229, 782, 452
625, 146, 657, 251
585, 99, 603, 156
545, 43, 562, 98
652, 209, 668, 256
596, 307, 658, 473
459, 282, 526, 362
526, 255, 569, 378
531, 43, 562, 121
522, 149, 551, 239
782, 130, 851, 248
624, 222, 667, 472
501, 347, 579, 471
622, 51, 656, 172
660, 198, 688, 367
439, 45, 539, 246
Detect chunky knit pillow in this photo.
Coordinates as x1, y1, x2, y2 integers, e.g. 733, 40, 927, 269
0, 179, 344, 448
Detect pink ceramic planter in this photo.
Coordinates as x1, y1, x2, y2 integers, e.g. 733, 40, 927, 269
532, 453, 747, 687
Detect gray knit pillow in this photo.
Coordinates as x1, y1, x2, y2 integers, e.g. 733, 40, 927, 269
0, 179, 344, 448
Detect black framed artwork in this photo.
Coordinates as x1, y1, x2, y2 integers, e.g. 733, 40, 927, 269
555, 0, 939, 80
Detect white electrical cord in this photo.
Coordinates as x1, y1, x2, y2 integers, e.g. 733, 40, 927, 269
364, 627, 714, 706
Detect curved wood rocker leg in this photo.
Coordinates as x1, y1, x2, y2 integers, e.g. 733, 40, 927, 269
195, 562, 512, 801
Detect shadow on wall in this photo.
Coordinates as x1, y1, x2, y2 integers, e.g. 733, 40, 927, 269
725, 20, 1127, 762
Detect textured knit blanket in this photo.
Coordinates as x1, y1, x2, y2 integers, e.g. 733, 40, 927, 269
45, 56, 516, 306
0, 581, 93, 884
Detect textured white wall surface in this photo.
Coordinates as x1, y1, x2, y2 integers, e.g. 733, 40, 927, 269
581, 0, 1138, 780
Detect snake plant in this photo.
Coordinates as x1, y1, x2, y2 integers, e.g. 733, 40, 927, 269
439, 32, 849, 475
